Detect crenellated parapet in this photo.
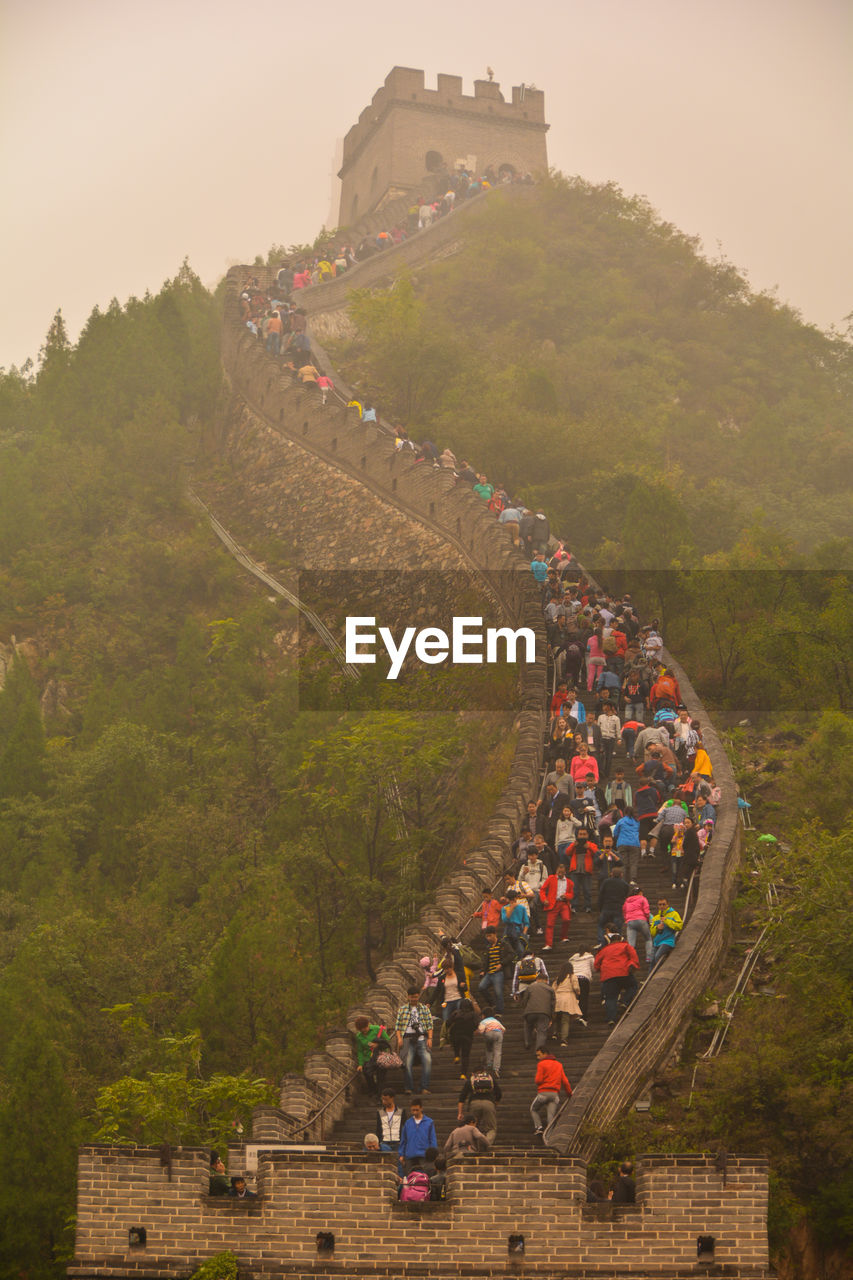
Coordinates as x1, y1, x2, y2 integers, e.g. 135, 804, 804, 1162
70, 1145, 770, 1277
338, 66, 548, 224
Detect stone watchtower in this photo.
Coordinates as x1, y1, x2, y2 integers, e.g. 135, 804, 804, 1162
337, 67, 548, 226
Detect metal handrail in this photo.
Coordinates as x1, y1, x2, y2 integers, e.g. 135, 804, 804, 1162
294, 1068, 361, 1140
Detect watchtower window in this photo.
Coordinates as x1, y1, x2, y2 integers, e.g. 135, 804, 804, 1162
425, 150, 444, 172
351, 193, 359, 219
499, 162, 516, 179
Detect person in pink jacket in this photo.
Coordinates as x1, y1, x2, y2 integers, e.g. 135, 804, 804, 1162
622, 883, 653, 963
586, 628, 606, 691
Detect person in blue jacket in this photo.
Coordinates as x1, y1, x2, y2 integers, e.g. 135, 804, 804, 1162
612, 807, 642, 883
398, 1097, 437, 1172
500, 891, 530, 958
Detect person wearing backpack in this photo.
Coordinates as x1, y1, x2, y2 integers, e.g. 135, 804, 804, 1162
532, 510, 550, 552
398, 1159, 432, 1202
458, 1067, 502, 1145
650, 669, 681, 713
520, 973, 556, 1052
518, 849, 548, 934
511, 952, 549, 996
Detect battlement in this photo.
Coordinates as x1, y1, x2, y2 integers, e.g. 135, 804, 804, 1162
70, 1146, 770, 1277
341, 67, 547, 169
338, 67, 548, 225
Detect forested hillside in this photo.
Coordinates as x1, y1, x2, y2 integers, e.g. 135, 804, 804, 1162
335, 174, 853, 566
331, 179, 853, 1265
0, 270, 511, 1276
1, 178, 851, 1276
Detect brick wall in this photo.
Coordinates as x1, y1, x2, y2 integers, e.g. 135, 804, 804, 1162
70, 1147, 769, 1277
338, 67, 548, 221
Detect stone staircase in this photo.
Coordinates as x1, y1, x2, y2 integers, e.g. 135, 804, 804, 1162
330, 695, 677, 1152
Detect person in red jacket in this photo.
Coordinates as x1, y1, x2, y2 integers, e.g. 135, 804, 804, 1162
594, 933, 640, 1027
539, 867, 574, 950
564, 830, 599, 913
650, 670, 681, 711
550, 682, 572, 720
529, 1048, 572, 1138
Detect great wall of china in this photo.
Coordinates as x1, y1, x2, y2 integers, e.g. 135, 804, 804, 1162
68, 73, 763, 1280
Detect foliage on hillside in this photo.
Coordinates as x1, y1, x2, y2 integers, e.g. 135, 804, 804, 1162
0, 275, 512, 1277
601, 556, 853, 712
335, 184, 853, 1259
591, 712, 853, 1260
335, 175, 853, 566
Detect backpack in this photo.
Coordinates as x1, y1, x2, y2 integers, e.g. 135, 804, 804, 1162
457, 943, 482, 972
400, 1170, 431, 1202
517, 955, 538, 985
602, 634, 617, 654
469, 1070, 494, 1094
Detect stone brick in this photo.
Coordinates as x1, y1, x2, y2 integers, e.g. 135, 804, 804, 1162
338, 68, 548, 225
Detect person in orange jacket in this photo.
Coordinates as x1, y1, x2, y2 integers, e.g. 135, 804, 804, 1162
529, 1048, 572, 1137
650, 670, 682, 711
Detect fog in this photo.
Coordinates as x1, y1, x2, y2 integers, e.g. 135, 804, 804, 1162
2, 0, 851, 369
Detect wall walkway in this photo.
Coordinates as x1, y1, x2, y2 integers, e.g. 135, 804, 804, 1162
70, 176, 758, 1278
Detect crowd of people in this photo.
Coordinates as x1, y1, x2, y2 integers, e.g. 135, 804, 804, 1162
236, 166, 535, 421
345, 556, 719, 1193
229, 172, 722, 1200
275, 162, 534, 293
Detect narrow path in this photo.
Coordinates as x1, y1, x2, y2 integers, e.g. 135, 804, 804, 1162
329, 684, 682, 1152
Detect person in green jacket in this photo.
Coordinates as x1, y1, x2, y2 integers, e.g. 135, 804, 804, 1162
353, 1016, 392, 1097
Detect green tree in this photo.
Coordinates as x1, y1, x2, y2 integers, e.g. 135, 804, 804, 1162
94, 1044, 275, 1154
294, 713, 460, 980
0, 655, 46, 798
347, 275, 461, 424
0, 1002, 81, 1279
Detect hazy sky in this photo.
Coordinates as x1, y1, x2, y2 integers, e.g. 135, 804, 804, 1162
2, 0, 851, 370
